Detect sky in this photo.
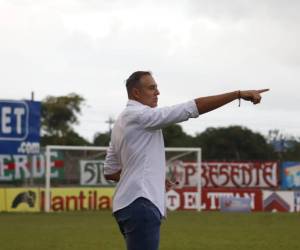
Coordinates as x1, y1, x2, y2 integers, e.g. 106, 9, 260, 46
0, 0, 299, 142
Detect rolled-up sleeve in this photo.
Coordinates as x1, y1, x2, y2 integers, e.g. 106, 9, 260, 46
104, 142, 122, 175
138, 100, 199, 130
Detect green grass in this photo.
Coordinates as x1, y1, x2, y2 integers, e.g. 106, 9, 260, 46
1, 211, 299, 250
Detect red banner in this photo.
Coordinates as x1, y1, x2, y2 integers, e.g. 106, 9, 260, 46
169, 161, 279, 188
166, 187, 263, 211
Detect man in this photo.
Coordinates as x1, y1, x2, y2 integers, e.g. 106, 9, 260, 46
104, 71, 269, 250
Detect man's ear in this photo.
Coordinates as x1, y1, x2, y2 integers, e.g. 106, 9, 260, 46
132, 87, 141, 99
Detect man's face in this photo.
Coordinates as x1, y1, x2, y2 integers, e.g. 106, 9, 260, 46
135, 75, 160, 108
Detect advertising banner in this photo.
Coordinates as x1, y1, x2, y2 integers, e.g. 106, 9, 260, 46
294, 192, 300, 212
281, 162, 300, 189
219, 196, 251, 212
166, 187, 263, 211
1, 187, 114, 212
171, 161, 278, 188
263, 191, 294, 212
0, 189, 5, 211
5, 188, 40, 212
0, 151, 64, 183
80, 160, 115, 186
0, 100, 41, 154
40, 187, 114, 212
1, 188, 299, 213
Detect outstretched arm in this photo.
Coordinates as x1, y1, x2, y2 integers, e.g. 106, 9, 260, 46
195, 89, 269, 115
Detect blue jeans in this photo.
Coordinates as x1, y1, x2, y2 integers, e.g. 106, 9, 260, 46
113, 197, 162, 250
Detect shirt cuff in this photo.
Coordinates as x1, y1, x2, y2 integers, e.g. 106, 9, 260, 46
187, 100, 199, 118
103, 164, 121, 175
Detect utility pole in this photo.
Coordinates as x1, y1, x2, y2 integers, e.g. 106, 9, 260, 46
106, 117, 115, 135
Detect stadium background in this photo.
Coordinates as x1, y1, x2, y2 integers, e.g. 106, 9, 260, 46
0, 99, 299, 213
1, 99, 300, 250
1, 1, 300, 249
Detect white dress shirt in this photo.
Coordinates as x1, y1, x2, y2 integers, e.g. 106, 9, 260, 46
104, 99, 199, 216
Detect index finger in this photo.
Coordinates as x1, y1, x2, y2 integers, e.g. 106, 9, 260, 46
257, 89, 270, 93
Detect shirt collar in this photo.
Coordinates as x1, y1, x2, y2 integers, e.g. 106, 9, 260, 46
127, 99, 145, 107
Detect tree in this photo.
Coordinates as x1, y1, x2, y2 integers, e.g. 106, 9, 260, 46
162, 124, 194, 147
41, 93, 90, 146
267, 130, 300, 161
281, 140, 300, 161
41, 130, 90, 146
193, 126, 276, 160
93, 132, 110, 146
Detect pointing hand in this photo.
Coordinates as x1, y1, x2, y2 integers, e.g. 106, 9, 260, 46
240, 89, 270, 104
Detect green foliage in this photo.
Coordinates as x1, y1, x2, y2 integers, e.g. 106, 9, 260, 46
41, 130, 90, 146
162, 124, 194, 147
41, 93, 84, 136
162, 125, 277, 161
281, 140, 300, 161
41, 93, 89, 146
93, 132, 110, 146
193, 126, 276, 160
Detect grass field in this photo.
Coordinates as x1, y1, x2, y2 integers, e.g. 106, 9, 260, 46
1, 211, 299, 250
